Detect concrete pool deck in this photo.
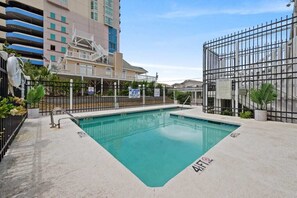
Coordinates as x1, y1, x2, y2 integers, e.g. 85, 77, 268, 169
0, 105, 296, 197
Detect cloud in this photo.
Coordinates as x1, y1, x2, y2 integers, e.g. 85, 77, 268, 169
159, 1, 292, 19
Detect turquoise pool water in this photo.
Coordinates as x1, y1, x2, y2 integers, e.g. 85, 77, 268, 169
79, 108, 239, 187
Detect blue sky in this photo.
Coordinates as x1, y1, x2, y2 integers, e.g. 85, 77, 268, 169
120, 0, 293, 84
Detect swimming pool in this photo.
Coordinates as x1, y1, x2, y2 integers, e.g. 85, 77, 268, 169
79, 108, 239, 187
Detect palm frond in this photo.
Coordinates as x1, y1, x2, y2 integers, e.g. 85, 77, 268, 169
249, 83, 277, 110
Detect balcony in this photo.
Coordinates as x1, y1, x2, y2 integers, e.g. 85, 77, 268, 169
6, 20, 43, 36
7, 44, 43, 55
21, 57, 43, 66
65, 51, 109, 64
6, 7, 43, 26
58, 64, 157, 82
6, 32, 43, 47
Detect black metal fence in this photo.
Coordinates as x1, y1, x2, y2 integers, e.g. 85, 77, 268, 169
26, 80, 174, 115
203, 15, 297, 123
0, 56, 26, 162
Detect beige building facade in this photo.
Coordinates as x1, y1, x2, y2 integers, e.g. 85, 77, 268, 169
0, 0, 155, 83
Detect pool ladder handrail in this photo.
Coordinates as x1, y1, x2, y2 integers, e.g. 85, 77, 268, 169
181, 95, 191, 109
50, 107, 79, 129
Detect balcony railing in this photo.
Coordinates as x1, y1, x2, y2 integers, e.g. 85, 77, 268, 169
65, 51, 109, 64
58, 64, 156, 82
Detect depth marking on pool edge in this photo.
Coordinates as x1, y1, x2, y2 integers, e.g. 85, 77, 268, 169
192, 157, 213, 173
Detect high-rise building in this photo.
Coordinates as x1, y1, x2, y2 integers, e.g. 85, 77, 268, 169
0, 0, 155, 82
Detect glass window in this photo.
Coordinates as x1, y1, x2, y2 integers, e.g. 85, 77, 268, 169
91, 0, 98, 21
50, 45, 55, 51
50, 12, 55, 19
61, 36, 66, 43
61, 47, 66, 53
106, 67, 112, 76
50, 55, 56, 62
61, 26, 66, 33
50, 34, 56, 40
50, 23, 56, 30
105, 16, 113, 26
80, 65, 86, 75
122, 70, 126, 78
86, 65, 93, 76
61, 16, 66, 23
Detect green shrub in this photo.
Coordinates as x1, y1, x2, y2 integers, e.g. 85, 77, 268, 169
176, 92, 191, 105
240, 111, 253, 119
0, 97, 14, 118
249, 83, 277, 110
221, 109, 232, 116
27, 85, 45, 108
107, 89, 114, 96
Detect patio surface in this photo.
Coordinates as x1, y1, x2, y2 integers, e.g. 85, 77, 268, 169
0, 105, 296, 198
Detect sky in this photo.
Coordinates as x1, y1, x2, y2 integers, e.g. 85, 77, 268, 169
120, 0, 293, 85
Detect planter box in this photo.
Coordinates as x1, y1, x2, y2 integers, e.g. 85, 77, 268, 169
27, 108, 40, 119
254, 110, 267, 121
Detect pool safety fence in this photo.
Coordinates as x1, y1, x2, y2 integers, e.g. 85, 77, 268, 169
203, 14, 297, 123
0, 56, 26, 162
25, 80, 174, 115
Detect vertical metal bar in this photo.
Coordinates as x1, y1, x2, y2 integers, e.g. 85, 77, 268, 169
142, 84, 145, 106
163, 85, 166, 104
114, 82, 117, 109
70, 79, 73, 112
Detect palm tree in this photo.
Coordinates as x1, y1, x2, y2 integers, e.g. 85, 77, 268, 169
249, 83, 277, 110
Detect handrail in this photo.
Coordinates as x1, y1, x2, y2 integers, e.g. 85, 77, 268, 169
182, 95, 191, 109
50, 107, 79, 129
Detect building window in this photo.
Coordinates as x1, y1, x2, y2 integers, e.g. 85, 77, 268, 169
105, 5, 113, 16
61, 47, 66, 53
105, 0, 113, 8
61, 36, 66, 43
105, 16, 113, 26
50, 55, 56, 62
80, 65, 93, 76
122, 70, 126, 78
50, 23, 56, 30
50, 45, 56, 51
108, 27, 117, 53
61, 26, 66, 33
106, 67, 112, 76
61, 16, 66, 23
91, 0, 98, 21
50, 34, 56, 40
50, 12, 55, 19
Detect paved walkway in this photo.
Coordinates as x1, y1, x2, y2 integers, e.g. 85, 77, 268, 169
0, 105, 296, 198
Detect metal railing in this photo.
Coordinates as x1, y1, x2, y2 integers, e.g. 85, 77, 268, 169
50, 107, 79, 128
182, 95, 191, 109
58, 64, 157, 82
203, 14, 297, 123
26, 80, 174, 116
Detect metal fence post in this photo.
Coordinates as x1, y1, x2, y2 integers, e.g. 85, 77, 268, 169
70, 79, 73, 112
143, 84, 145, 106
114, 82, 117, 109
173, 90, 177, 104
163, 85, 166, 104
